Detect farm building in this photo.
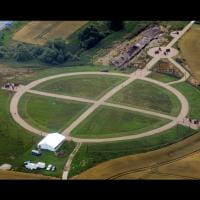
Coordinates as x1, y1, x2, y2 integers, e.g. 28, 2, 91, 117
111, 26, 162, 67
37, 133, 65, 152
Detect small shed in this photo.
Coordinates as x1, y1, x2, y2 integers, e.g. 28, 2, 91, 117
37, 133, 66, 152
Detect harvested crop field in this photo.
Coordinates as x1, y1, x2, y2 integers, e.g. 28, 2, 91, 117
0, 170, 58, 179
178, 24, 200, 81
13, 21, 88, 45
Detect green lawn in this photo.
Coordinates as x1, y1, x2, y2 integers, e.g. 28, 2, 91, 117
71, 106, 169, 138
108, 79, 181, 116
16, 141, 76, 178
159, 21, 189, 30
18, 93, 90, 132
0, 90, 40, 166
69, 125, 196, 178
0, 90, 76, 178
33, 75, 127, 100
147, 72, 178, 83
173, 82, 200, 119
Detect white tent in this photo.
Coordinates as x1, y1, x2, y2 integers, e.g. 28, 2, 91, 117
37, 133, 66, 152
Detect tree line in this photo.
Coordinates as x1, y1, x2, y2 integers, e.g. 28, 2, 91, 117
0, 21, 125, 65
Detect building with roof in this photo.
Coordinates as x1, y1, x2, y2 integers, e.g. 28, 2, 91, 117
37, 133, 66, 152
111, 26, 162, 68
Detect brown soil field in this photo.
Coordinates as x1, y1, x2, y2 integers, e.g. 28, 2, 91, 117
13, 21, 88, 45
0, 170, 58, 180
72, 131, 200, 180
178, 24, 200, 81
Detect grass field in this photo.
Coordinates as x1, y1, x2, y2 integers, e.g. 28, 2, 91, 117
178, 24, 200, 81
108, 79, 181, 116
16, 141, 76, 178
0, 90, 76, 178
0, 90, 40, 165
69, 125, 196, 178
13, 21, 88, 45
18, 93, 90, 132
147, 72, 178, 83
159, 21, 189, 30
34, 75, 127, 100
71, 105, 169, 138
173, 82, 200, 119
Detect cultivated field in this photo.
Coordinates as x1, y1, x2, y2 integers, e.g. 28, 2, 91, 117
69, 125, 195, 178
13, 21, 88, 45
0, 170, 58, 179
178, 24, 200, 81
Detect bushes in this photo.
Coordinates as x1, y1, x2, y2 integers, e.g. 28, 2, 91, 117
0, 38, 77, 65
79, 25, 106, 49
13, 44, 33, 62
107, 21, 124, 31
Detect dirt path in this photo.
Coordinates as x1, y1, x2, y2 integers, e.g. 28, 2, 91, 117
7, 21, 197, 179
167, 57, 190, 85
9, 21, 195, 142
62, 143, 81, 180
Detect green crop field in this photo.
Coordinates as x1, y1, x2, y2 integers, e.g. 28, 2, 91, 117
33, 75, 127, 100
69, 125, 196, 178
71, 105, 169, 138
108, 79, 181, 116
18, 93, 90, 132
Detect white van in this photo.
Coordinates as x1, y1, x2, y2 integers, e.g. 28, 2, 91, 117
37, 162, 46, 169
25, 163, 38, 170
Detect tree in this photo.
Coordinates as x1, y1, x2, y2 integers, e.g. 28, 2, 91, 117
108, 21, 124, 31
79, 25, 105, 49
14, 44, 33, 61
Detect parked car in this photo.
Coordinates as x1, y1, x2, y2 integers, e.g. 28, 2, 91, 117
51, 166, 56, 171
25, 162, 38, 170
46, 164, 52, 171
31, 150, 42, 156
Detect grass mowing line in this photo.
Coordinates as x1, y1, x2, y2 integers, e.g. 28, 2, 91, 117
108, 79, 181, 117
18, 93, 91, 133
71, 105, 170, 139
33, 74, 127, 100
69, 125, 196, 178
